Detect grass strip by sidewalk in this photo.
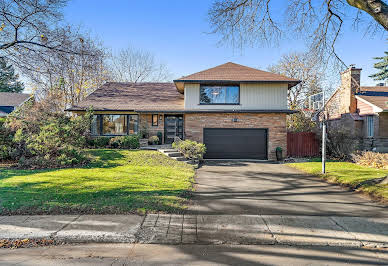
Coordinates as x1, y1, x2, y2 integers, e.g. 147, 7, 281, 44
289, 161, 388, 202
0, 149, 195, 215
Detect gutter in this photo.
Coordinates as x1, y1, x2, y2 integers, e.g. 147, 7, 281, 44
66, 108, 298, 114
173, 79, 301, 89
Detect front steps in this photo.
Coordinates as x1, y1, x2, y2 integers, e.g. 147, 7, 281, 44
159, 148, 188, 162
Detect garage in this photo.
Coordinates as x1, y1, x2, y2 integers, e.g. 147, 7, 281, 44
203, 128, 268, 159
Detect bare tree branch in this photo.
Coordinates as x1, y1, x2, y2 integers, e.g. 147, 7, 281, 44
109, 46, 171, 83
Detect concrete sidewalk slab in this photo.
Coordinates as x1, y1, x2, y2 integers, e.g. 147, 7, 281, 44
55, 215, 143, 243
262, 215, 362, 247
1, 214, 387, 248
0, 215, 78, 239
196, 215, 275, 244
331, 216, 388, 247
0, 243, 387, 266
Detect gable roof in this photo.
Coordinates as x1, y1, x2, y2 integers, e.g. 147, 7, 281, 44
356, 86, 388, 112
0, 92, 31, 106
67, 82, 184, 111
174, 62, 300, 86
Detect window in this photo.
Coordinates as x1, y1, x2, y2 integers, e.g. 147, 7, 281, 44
200, 85, 239, 104
91, 114, 139, 136
152, 114, 158, 126
367, 115, 374, 137
128, 115, 139, 134
102, 115, 128, 135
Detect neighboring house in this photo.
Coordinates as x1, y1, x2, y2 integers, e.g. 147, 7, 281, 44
325, 66, 388, 152
0, 92, 32, 117
67, 62, 299, 160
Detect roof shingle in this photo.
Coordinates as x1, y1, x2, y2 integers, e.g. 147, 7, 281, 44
68, 82, 184, 111
174, 62, 300, 84
0, 92, 31, 106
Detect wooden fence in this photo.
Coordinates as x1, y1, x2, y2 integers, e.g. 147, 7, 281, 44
287, 132, 320, 157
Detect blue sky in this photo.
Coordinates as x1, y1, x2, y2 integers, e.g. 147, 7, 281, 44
63, 0, 387, 86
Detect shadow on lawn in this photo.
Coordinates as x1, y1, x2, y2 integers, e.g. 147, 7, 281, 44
0, 185, 190, 215
0, 149, 128, 180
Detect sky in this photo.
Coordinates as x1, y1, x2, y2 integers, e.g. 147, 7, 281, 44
62, 0, 387, 87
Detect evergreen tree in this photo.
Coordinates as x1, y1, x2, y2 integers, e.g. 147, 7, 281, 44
0, 57, 24, 93
369, 51, 388, 81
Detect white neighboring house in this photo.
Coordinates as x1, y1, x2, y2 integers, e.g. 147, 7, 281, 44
0, 92, 32, 117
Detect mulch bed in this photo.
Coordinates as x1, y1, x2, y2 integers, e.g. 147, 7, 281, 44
0, 238, 63, 249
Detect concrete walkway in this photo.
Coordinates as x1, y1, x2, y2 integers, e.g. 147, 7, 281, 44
188, 161, 388, 216
1, 243, 387, 265
0, 214, 387, 248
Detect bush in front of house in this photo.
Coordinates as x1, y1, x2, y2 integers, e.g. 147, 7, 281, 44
108, 135, 140, 149
3, 102, 92, 168
148, 135, 159, 145
352, 151, 388, 169
89, 136, 110, 148
318, 126, 361, 160
0, 117, 13, 161
157, 131, 163, 145
172, 139, 206, 161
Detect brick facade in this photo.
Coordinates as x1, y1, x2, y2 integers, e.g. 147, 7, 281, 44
184, 113, 287, 160
140, 114, 165, 142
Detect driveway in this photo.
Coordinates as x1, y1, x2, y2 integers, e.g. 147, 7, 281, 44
188, 161, 388, 217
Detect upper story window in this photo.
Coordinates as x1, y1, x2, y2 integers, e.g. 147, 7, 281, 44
200, 85, 239, 105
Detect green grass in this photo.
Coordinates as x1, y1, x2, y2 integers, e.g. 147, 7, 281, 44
0, 149, 195, 215
289, 161, 388, 201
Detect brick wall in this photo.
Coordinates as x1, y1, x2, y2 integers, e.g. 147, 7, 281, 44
139, 114, 164, 142
184, 113, 287, 160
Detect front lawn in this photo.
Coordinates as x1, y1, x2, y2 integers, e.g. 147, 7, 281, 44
0, 149, 195, 215
289, 161, 388, 202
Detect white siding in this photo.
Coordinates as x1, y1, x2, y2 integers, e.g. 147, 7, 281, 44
184, 83, 288, 110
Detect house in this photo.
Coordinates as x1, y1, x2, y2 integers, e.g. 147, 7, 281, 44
67, 62, 299, 160
325, 65, 388, 152
0, 92, 32, 117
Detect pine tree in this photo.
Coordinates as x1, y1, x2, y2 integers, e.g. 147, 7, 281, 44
0, 57, 24, 93
369, 51, 388, 81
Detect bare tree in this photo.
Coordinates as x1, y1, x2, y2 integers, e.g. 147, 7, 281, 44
109, 46, 171, 83
268, 52, 327, 131
0, 0, 83, 54
208, 0, 388, 68
268, 52, 324, 109
25, 27, 109, 109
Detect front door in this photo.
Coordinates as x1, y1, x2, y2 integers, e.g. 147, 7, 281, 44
164, 115, 184, 144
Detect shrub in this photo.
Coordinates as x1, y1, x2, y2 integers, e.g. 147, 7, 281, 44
148, 135, 159, 145
108, 135, 140, 149
316, 125, 361, 160
120, 135, 140, 149
172, 139, 206, 161
2, 102, 93, 168
109, 137, 121, 148
0, 118, 14, 161
89, 136, 110, 148
157, 131, 163, 145
352, 151, 388, 169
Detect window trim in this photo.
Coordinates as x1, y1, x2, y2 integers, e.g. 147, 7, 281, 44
199, 84, 240, 105
152, 114, 158, 126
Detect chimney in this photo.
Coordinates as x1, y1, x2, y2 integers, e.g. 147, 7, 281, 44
340, 65, 361, 113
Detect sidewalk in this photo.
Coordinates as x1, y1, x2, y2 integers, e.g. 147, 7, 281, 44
0, 214, 387, 247
1, 243, 387, 266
